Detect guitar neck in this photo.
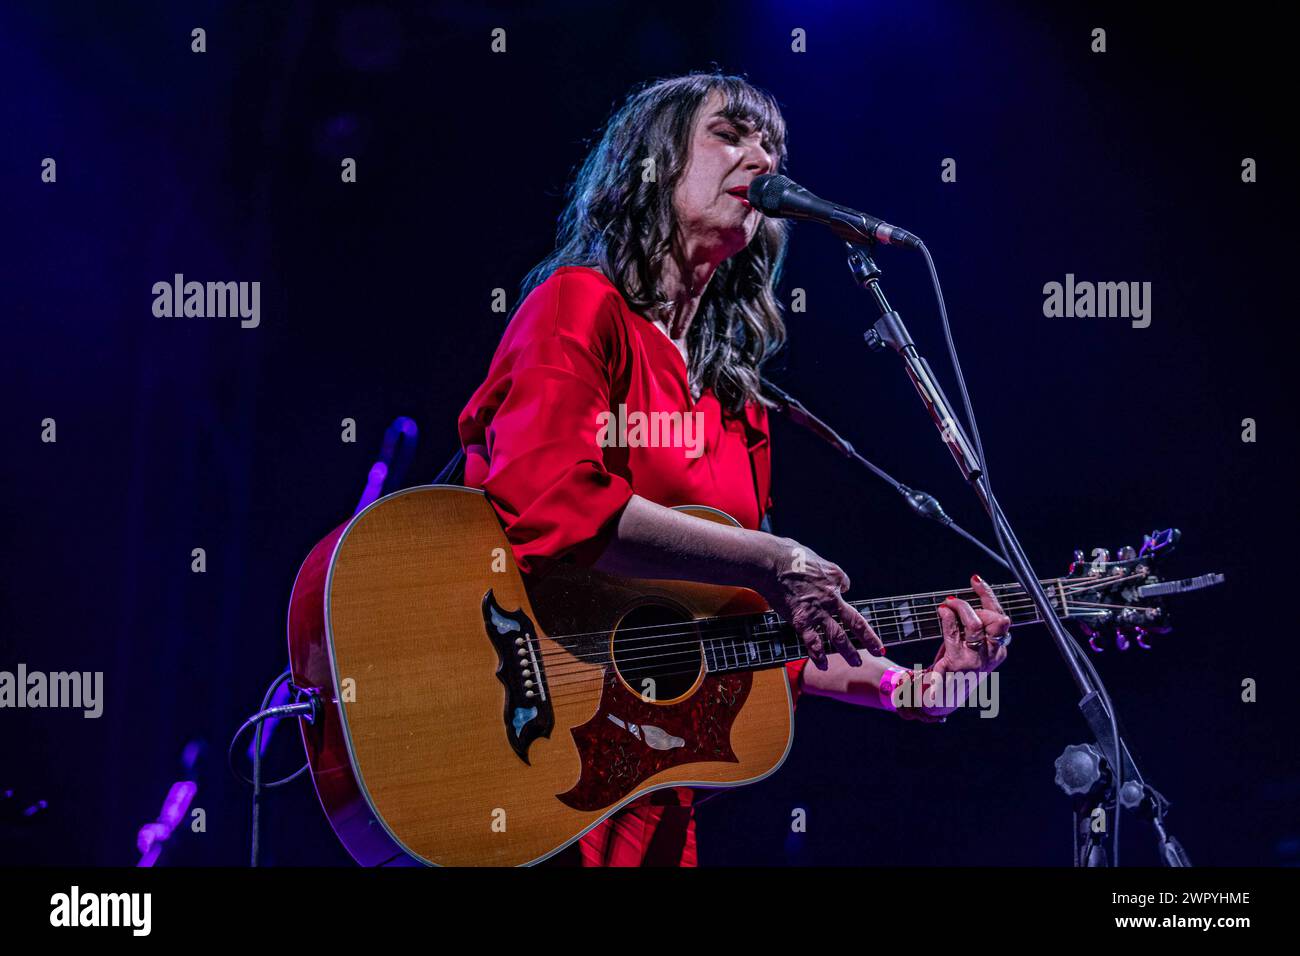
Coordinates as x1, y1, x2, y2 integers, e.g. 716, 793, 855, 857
701, 577, 1074, 675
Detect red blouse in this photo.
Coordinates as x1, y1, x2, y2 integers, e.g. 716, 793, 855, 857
458, 265, 806, 866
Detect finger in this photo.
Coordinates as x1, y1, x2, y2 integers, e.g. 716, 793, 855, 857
828, 563, 851, 593
970, 574, 1005, 616
937, 603, 962, 645
820, 613, 862, 667
795, 615, 828, 670
838, 598, 884, 656
943, 596, 985, 639
981, 611, 1012, 639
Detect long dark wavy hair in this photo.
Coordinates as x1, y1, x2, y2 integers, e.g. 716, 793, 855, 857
518, 72, 791, 413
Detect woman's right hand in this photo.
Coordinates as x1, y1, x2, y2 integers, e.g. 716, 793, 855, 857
755, 536, 883, 670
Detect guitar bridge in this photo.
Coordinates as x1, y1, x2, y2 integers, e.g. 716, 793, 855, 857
481, 590, 554, 765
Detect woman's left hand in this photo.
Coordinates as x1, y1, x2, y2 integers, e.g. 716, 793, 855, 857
933, 574, 1011, 676
909, 575, 1011, 718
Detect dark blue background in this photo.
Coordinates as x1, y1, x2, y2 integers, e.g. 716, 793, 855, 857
1, 1, 1292, 866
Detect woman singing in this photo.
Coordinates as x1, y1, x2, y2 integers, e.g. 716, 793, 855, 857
458, 72, 1010, 866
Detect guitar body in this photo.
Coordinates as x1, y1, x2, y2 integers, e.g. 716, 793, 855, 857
288, 484, 795, 867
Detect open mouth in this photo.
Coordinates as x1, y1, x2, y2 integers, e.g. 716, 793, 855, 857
726, 185, 752, 209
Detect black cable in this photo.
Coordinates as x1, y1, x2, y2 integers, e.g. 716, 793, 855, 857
228, 708, 315, 787
917, 241, 1124, 866
228, 670, 317, 866
762, 378, 1011, 571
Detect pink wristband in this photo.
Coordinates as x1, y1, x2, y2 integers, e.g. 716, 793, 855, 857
878, 666, 909, 711
880, 666, 947, 723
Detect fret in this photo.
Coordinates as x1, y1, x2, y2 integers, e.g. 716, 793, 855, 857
771, 635, 786, 662
744, 620, 760, 666
894, 598, 918, 639
864, 599, 898, 648
750, 621, 768, 666
877, 600, 901, 645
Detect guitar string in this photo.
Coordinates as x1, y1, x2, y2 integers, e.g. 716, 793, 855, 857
530, 590, 1136, 679
538, 597, 1152, 705
513, 579, 1059, 648
533, 597, 1137, 683
527, 574, 1045, 642
538, 600, 1149, 707
479, 573, 1148, 703
536, 600, 1131, 693
541, 630, 996, 701
538, 628, 1031, 706
521, 558, 1143, 650
523, 576, 1139, 667
516, 573, 1141, 653
530, 592, 1040, 674
534, 591, 1072, 673
533, 606, 1133, 697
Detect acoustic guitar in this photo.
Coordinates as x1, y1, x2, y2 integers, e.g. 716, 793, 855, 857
287, 484, 1217, 866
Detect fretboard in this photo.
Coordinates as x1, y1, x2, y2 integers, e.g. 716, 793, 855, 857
701, 580, 1067, 674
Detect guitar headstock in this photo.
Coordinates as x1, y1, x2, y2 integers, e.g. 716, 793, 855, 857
1060, 529, 1224, 652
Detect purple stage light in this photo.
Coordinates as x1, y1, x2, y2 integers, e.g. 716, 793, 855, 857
136, 780, 199, 866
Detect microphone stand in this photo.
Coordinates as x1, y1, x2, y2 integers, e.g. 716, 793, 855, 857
844, 240, 1189, 867
762, 380, 1010, 572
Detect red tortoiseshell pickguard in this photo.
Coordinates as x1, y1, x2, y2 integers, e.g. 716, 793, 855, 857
556, 669, 751, 811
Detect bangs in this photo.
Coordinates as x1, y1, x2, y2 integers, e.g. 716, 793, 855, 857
714, 78, 788, 163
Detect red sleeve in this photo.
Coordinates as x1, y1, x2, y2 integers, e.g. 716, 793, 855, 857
743, 399, 773, 519
785, 659, 807, 707
458, 270, 633, 576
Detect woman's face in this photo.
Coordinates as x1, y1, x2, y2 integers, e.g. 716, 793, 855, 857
672, 89, 777, 264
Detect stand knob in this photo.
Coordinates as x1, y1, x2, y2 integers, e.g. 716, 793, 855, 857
1054, 743, 1106, 796
1120, 780, 1145, 810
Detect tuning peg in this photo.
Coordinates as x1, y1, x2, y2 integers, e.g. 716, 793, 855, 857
1118, 545, 1137, 562
1079, 621, 1104, 653
1080, 617, 1117, 653
1069, 549, 1086, 575
1140, 528, 1180, 557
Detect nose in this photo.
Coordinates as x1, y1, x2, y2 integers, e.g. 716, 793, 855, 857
744, 139, 772, 176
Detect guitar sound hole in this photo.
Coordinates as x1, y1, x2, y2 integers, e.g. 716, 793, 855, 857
611, 604, 703, 703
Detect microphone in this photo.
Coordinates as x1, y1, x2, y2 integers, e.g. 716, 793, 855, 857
748, 173, 922, 250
